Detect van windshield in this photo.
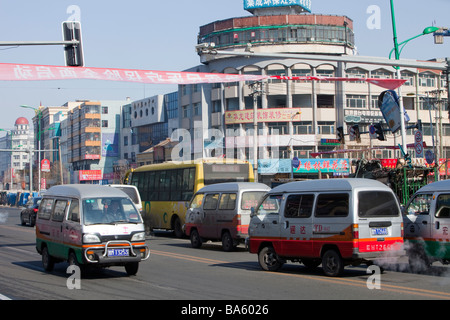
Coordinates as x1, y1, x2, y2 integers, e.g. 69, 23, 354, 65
358, 191, 399, 217
241, 191, 268, 210
83, 197, 142, 225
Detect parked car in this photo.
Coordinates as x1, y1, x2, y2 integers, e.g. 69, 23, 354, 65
20, 197, 42, 227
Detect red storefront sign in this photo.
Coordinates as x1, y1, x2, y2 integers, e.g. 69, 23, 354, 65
79, 170, 102, 181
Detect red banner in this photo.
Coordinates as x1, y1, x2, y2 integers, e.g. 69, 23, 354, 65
0, 63, 264, 84
0, 63, 406, 89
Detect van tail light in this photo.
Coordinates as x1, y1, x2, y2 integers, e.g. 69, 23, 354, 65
352, 224, 359, 239
401, 222, 404, 238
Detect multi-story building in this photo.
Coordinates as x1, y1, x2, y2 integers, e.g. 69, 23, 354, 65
0, 117, 34, 189
177, 0, 448, 182
121, 92, 177, 167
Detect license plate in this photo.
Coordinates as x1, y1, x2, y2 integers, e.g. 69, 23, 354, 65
108, 248, 129, 257
371, 227, 388, 236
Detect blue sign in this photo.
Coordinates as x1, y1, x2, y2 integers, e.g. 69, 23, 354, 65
378, 90, 401, 134
425, 150, 434, 165
244, 0, 312, 12
292, 157, 299, 168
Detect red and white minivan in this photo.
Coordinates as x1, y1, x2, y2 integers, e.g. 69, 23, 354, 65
248, 179, 405, 276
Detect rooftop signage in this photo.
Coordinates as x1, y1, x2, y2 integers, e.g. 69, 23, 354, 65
244, 0, 312, 13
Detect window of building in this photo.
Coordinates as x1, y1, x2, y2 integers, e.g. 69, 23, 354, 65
102, 106, 108, 114
347, 95, 367, 108
102, 120, 108, 128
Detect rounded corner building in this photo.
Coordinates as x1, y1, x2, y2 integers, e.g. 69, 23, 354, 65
178, 0, 449, 182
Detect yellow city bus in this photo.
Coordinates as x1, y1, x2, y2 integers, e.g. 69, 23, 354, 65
129, 159, 254, 237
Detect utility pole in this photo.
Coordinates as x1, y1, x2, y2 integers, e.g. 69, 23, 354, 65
248, 81, 265, 182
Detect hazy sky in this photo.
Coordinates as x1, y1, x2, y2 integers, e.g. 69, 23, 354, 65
0, 0, 449, 133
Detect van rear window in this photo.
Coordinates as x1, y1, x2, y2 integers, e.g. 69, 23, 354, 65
358, 191, 399, 217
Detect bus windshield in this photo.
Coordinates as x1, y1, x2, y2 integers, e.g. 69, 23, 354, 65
83, 197, 142, 225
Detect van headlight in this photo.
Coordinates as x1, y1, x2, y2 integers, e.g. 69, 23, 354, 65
131, 232, 146, 242
83, 233, 101, 244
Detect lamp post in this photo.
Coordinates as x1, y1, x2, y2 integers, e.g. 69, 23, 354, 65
389, 0, 439, 159
20, 104, 42, 192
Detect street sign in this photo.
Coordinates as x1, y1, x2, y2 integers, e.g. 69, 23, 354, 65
425, 150, 434, 165
41, 159, 50, 172
292, 157, 299, 168
414, 130, 424, 158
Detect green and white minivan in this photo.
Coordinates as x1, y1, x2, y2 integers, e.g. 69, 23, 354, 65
35, 185, 150, 276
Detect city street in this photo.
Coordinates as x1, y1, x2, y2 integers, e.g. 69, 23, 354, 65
2, 205, 450, 304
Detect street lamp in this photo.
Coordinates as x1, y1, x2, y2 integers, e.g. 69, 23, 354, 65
20, 104, 42, 192
389, 0, 439, 159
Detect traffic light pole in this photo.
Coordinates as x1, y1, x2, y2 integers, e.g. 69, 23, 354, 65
0, 40, 79, 46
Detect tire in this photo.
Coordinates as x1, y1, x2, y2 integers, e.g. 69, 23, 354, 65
20, 213, 26, 226
190, 229, 202, 248
321, 249, 344, 277
42, 246, 55, 272
221, 231, 235, 252
258, 246, 283, 271
125, 262, 139, 276
173, 217, 184, 238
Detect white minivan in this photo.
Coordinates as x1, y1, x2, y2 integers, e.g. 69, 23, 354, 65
185, 182, 270, 251
248, 179, 405, 276
35, 184, 150, 276
403, 180, 450, 269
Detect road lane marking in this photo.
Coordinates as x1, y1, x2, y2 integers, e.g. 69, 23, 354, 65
151, 249, 450, 300
0, 293, 12, 300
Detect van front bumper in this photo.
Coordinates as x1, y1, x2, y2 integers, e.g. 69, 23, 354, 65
84, 240, 150, 265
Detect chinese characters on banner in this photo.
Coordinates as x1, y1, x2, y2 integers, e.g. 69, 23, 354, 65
0, 63, 406, 90
293, 158, 350, 174
225, 108, 301, 124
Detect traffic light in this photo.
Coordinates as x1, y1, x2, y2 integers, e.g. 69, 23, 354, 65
337, 126, 345, 144
373, 123, 385, 141
62, 21, 84, 67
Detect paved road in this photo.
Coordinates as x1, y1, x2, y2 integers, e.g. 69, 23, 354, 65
2, 206, 450, 306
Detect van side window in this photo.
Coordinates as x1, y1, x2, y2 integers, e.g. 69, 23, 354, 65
285, 194, 314, 218
38, 198, 54, 220
436, 194, 450, 218
204, 193, 219, 210
52, 200, 68, 222
219, 193, 236, 210
406, 193, 433, 216
67, 199, 80, 222
315, 193, 349, 217
257, 194, 282, 215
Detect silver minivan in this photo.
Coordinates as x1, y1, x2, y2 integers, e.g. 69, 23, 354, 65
35, 184, 150, 276
248, 179, 405, 276
403, 180, 450, 269
185, 182, 270, 251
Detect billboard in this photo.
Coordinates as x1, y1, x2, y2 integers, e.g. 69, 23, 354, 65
244, 0, 312, 12
225, 108, 301, 125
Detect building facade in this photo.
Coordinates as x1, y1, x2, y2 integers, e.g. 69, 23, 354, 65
177, 1, 448, 182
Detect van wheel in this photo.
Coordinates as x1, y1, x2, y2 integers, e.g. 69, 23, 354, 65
322, 250, 344, 277
258, 246, 283, 271
42, 246, 55, 272
125, 262, 139, 276
190, 229, 202, 248
222, 231, 235, 252
173, 217, 184, 238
